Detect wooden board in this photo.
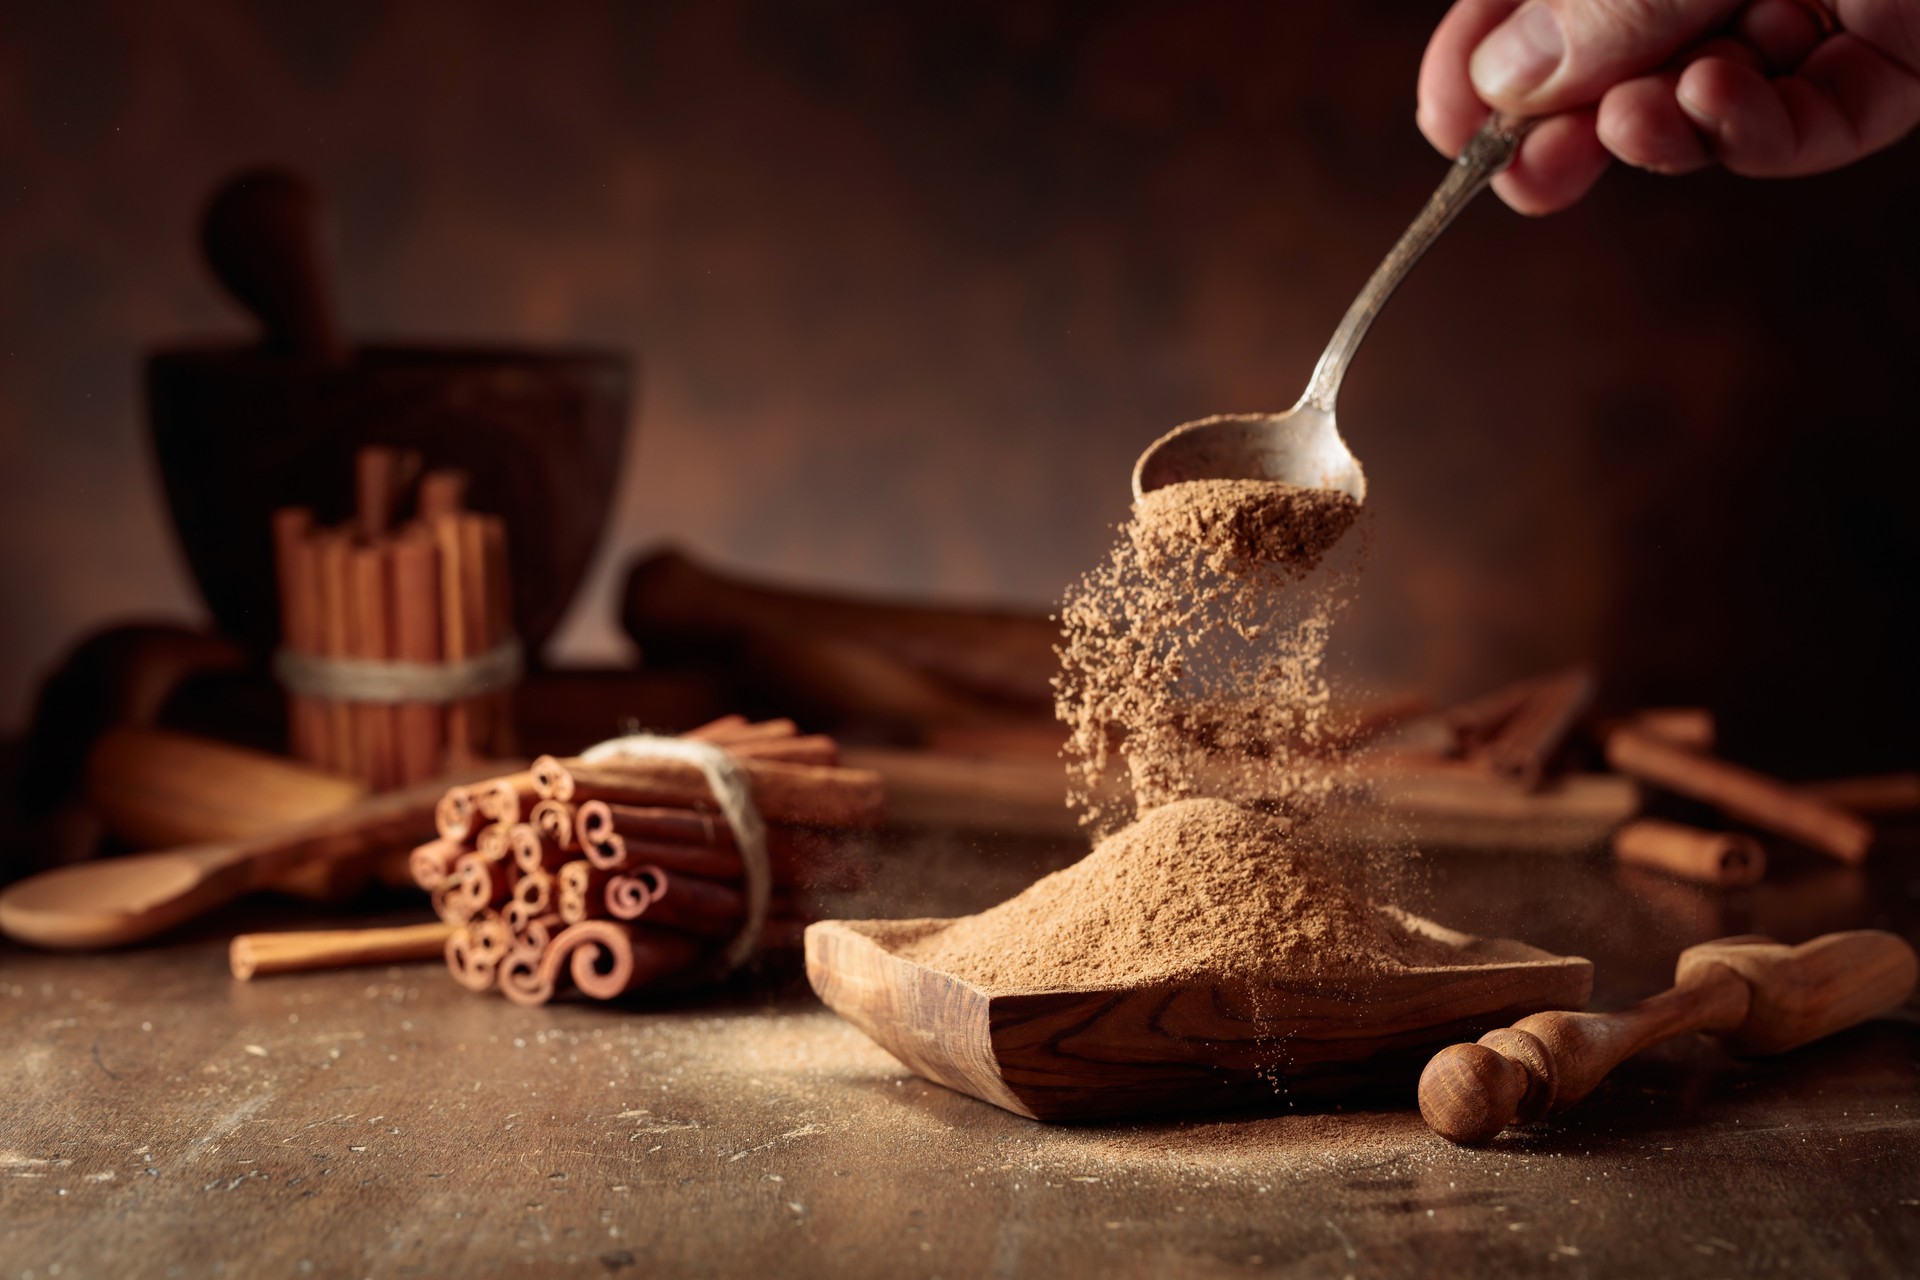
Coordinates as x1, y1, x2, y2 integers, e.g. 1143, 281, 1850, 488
806, 913, 1592, 1122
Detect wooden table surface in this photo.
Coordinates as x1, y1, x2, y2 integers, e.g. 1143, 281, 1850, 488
4, 826, 1917, 1278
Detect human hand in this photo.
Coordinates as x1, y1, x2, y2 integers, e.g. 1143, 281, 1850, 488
1416, 0, 1920, 212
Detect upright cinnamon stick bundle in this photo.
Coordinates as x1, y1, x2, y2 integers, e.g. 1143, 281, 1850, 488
271, 447, 520, 789
414, 717, 881, 1005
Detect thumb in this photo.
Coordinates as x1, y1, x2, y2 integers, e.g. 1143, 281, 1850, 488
1470, 0, 1746, 114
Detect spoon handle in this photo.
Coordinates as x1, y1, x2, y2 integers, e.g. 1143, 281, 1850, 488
1300, 112, 1535, 414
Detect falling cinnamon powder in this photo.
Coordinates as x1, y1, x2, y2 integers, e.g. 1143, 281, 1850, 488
1053, 478, 1361, 832
895, 476, 1445, 998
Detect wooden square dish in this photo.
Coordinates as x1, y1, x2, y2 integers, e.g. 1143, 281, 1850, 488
806, 913, 1592, 1123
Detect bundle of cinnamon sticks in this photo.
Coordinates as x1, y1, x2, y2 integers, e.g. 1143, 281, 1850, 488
412, 716, 883, 1005
273, 446, 516, 789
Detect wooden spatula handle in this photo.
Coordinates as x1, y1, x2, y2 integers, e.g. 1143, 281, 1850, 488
1419, 930, 1918, 1145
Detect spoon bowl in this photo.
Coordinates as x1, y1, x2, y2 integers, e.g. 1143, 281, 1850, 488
1131, 405, 1365, 502
1132, 113, 1532, 504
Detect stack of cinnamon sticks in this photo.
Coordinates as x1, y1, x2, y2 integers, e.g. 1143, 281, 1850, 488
273, 446, 516, 789
1415, 668, 1888, 885
411, 716, 883, 1005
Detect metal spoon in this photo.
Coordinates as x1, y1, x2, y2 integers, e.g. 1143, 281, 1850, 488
1132, 113, 1536, 502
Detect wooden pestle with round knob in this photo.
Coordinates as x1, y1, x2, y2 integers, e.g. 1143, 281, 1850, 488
1418, 931, 1918, 1145
200, 167, 349, 364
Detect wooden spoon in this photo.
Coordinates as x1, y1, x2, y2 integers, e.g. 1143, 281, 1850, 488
0, 764, 498, 950
1418, 930, 1919, 1145
807, 910, 1590, 1123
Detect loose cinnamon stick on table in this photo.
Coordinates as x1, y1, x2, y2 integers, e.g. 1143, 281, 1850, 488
1484, 668, 1595, 789
1442, 680, 1536, 756
230, 921, 457, 980
1604, 726, 1875, 864
1799, 772, 1920, 817
390, 531, 444, 785
1626, 707, 1715, 752
1612, 818, 1766, 888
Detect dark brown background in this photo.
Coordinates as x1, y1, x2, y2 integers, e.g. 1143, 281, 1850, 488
3, 0, 1916, 770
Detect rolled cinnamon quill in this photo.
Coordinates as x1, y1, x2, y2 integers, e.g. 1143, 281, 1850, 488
532, 756, 885, 828
390, 532, 444, 785
231, 921, 457, 980
1612, 818, 1766, 888
272, 508, 327, 766
496, 920, 704, 1006
1604, 727, 1874, 864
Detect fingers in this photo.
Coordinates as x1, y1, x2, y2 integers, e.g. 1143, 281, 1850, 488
1470, 0, 1747, 116
1419, 0, 1526, 155
1597, 37, 1763, 172
1599, 74, 1716, 170
1419, 0, 1612, 214
1732, 0, 1829, 70
1493, 109, 1614, 212
1677, 34, 1920, 174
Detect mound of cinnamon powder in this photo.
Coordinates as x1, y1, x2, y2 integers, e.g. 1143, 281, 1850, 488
1131, 478, 1360, 578
889, 798, 1451, 994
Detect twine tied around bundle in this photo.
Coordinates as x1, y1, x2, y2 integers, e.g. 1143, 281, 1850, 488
580, 733, 771, 974
273, 639, 524, 705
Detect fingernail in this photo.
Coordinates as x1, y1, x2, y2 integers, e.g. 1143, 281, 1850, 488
1470, 3, 1565, 101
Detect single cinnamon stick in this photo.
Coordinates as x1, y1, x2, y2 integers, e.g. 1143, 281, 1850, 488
1799, 772, 1920, 817
390, 531, 444, 785
434, 786, 477, 843
557, 860, 616, 923
1485, 668, 1595, 788
1626, 707, 1715, 753
351, 543, 400, 790
480, 514, 517, 758
473, 821, 514, 864
417, 468, 469, 521
433, 514, 472, 762
475, 771, 538, 825
458, 514, 493, 757
272, 508, 327, 766
230, 921, 456, 980
574, 802, 822, 885
408, 839, 464, 891
314, 529, 359, 778
510, 821, 568, 874
1443, 680, 1535, 755
1612, 818, 1766, 888
529, 799, 574, 851
496, 919, 704, 1006
1604, 726, 1874, 864
355, 445, 400, 539
533, 756, 885, 827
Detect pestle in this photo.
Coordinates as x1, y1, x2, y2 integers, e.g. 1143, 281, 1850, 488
1418, 931, 1918, 1145
200, 166, 350, 364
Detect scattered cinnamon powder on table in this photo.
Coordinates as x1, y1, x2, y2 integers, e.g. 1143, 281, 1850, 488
888, 798, 1451, 994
